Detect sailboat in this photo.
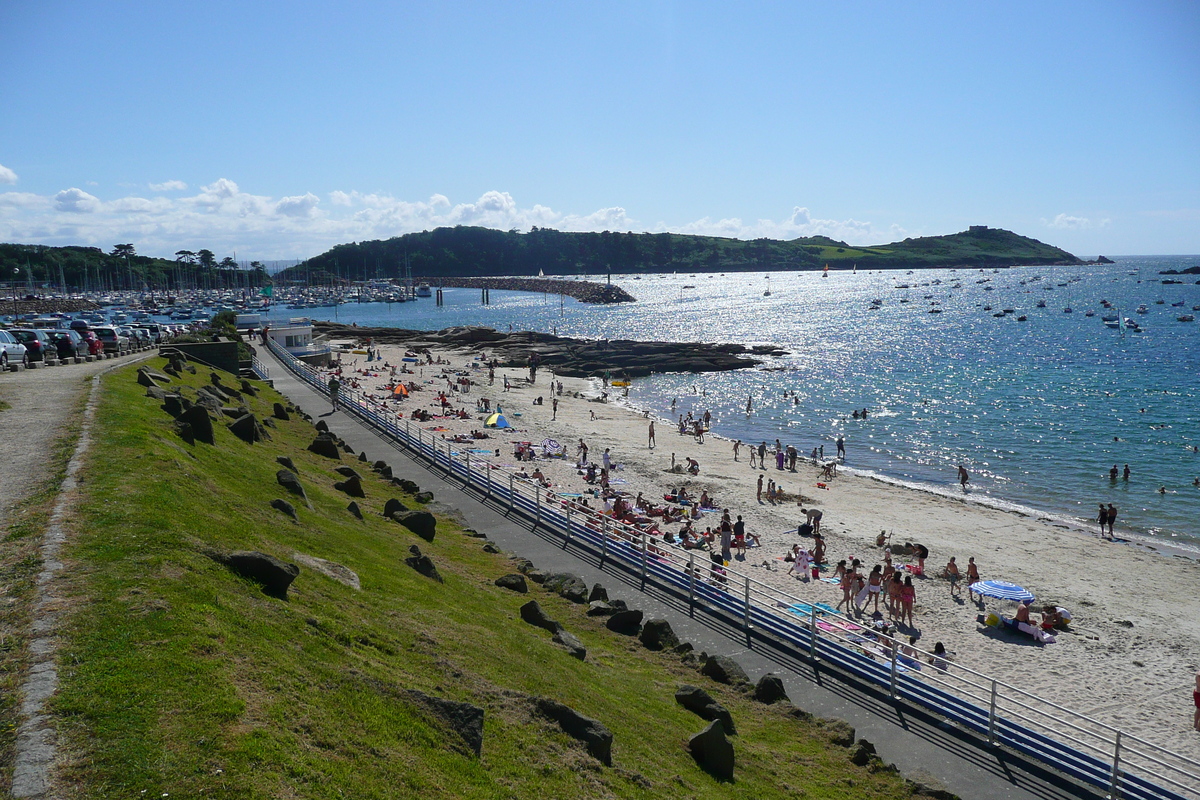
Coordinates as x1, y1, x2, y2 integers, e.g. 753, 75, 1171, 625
852, 263, 857, 275
822, 264, 829, 278
763, 276, 772, 296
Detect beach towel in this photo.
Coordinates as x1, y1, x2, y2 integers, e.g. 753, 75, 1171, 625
819, 577, 841, 585
787, 602, 837, 617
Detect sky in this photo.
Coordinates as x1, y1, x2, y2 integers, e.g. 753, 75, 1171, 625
1, 1, 1198, 261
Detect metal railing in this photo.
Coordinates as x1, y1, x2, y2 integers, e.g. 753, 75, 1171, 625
250, 354, 270, 380
266, 338, 1200, 800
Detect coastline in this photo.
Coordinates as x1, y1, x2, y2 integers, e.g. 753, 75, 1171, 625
323, 335, 1200, 761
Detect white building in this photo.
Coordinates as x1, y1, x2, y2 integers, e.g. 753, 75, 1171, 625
265, 317, 331, 365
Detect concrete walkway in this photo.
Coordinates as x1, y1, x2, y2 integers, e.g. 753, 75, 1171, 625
261, 347, 1104, 800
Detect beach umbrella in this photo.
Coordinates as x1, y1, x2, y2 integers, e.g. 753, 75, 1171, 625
484, 412, 510, 429
969, 580, 1035, 602
541, 438, 562, 455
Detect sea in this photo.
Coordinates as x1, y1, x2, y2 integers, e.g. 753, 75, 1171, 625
289, 256, 1200, 551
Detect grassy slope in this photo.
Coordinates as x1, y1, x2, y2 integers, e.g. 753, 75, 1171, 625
51, 359, 918, 799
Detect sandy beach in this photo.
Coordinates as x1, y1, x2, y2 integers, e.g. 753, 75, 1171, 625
324, 339, 1200, 764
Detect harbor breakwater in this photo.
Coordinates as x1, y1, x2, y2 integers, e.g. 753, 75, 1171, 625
421, 277, 636, 304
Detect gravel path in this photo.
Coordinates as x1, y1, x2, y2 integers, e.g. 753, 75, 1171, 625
0, 356, 149, 528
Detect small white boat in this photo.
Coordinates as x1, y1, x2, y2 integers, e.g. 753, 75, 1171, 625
416, 284, 432, 298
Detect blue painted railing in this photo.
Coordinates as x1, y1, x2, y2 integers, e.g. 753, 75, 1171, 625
264, 339, 1199, 800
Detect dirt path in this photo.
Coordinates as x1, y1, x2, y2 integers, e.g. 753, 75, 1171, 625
0, 357, 148, 528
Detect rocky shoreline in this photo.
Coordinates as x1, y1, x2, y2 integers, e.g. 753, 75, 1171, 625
312, 323, 786, 377
422, 277, 635, 304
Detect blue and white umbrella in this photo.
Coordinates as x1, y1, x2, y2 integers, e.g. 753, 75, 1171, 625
969, 580, 1035, 602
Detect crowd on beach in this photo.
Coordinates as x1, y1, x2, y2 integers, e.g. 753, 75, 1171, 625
302, 336, 1200, 749
311, 341, 1091, 666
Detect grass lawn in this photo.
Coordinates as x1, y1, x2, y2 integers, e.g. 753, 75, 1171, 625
47, 358, 921, 799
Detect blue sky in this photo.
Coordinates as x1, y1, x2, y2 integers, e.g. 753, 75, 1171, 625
1, 1, 1197, 260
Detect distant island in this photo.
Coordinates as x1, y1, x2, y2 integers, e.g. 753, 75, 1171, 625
0, 226, 1087, 294
278, 224, 1085, 283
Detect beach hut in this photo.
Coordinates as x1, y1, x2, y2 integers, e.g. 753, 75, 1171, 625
484, 412, 511, 429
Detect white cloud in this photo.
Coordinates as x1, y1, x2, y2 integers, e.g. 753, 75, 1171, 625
0, 179, 912, 259
1043, 213, 1091, 230
0, 192, 47, 209
54, 187, 100, 213
276, 192, 319, 217
149, 179, 188, 192
0, 163, 17, 184
109, 196, 170, 213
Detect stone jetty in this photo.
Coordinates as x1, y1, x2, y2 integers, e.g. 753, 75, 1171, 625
422, 277, 635, 304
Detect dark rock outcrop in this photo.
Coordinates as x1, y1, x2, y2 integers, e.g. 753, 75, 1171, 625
270, 498, 297, 520
307, 433, 341, 459
605, 609, 643, 635
228, 413, 266, 444
414, 491, 434, 504
333, 474, 365, 497
849, 738, 878, 766
675, 685, 736, 735
519, 600, 562, 634
383, 498, 408, 518
752, 674, 790, 705
688, 719, 734, 781
393, 510, 436, 542
543, 572, 588, 604
276, 455, 296, 472
276, 470, 306, 498
334, 466, 361, 479
404, 545, 442, 582
639, 618, 680, 651
494, 574, 528, 593
552, 630, 587, 660
207, 550, 299, 599
346, 501, 363, 520
272, 402, 290, 420
311, 323, 783, 378
588, 583, 609, 602
533, 698, 613, 766
178, 405, 214, 445
700, 654, 750, 686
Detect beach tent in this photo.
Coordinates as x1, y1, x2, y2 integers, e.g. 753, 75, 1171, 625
484, 412, 511, 429
969, 580, 1035, 602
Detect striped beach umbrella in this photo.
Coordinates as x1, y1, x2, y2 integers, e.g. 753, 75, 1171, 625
968, 580, 1035, 602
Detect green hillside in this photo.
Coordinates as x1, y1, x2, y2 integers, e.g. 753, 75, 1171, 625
6, 359, 931, 799
279, 225, 1081, 282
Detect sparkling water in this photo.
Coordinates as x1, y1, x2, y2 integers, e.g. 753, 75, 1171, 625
298, 256, 1200, 548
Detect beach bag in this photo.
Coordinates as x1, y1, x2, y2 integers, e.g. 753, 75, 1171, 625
984, 613, 1000, 627
811, 566, 819, 579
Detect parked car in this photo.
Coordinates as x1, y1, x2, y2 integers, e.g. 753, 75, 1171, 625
47, 329, 87, 359
92, 327, 129, 354
69, 318, 90, 333
82, 330, 103, 356
128, 328, 151, 345
10, 329, 54, 362
0, 329, 29, 367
